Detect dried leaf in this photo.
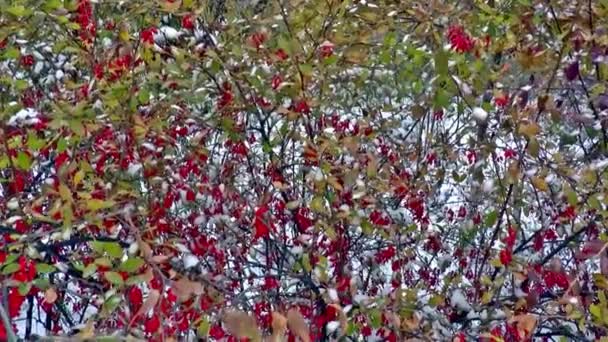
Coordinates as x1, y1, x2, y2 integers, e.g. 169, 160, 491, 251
222, 310, 261, 342
518, 122, 540, 137
270, 312, 287, 342
44, 287, 58, 304
287, 309, 311, 342
575, 240, 606, 260
601, 255, 608, 275
172, 278, 205, 302
76, 320, 96, 339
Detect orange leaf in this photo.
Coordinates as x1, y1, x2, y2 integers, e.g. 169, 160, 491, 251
509, 314, 537, 339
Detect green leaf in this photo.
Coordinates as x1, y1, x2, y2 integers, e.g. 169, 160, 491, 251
82, 263, 98, 278
7, 5, 32, 17
369, 309, 382, 329
2, 253, 19, 265
484, 210, 498, 227
16, 151, 32, 170
102, 295, 122, 316
434, 50, 449, 76
104, 271, 125, 286
590, 304, 601, 319
2, 263, 20, 275
299, 64, 314, 77
27, 133, 46, 150
104, 242, 124, 259
126, 275, 146, 285
35, 263, 57, 274
138, 89, 150, 104
43, 0, 63, 11
33, 278, 50, 289
18, 282, 32, 296
197, 317, 210, 337
2, 47, 20, 59
119, 258, 144, 273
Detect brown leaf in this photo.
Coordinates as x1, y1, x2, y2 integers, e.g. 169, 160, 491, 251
222, 310, 261, 342
601, 255, 608, 276
575, 240, 606, 260
44, 287, 58, 304
287, 309, 311, 342
270, 312, 287, 342
172, 278, 205, 302
129, 289, 160, 327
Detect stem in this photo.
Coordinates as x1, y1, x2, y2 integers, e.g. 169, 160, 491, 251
0, 298, 17, 342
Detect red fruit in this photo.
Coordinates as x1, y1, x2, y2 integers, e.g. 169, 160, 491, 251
127, 286, 143, 313
249, 32, 267, 49
495, 93, 509, 107
20, 55, 34, 67
499, 249, 512, 265
271, 74, 282, 90
564, 61, 579, 81
11, 172, 26, 193
447, 25, 475, 53
253, 205, 273, 239
144, 314, 160, 334
181, 15, 195, 30
186, 189, 196, 202
140, 27, 157, 45
319, 41, 334, 58
55, 152, 70, 169
209, 324, 225, 339
14, 220, 29, 234
275, 48, 288, 61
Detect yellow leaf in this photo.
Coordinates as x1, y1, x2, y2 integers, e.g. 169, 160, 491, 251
518, 122, 540, 137
343, 45, 368, 64
73, 170, 85, 186
86, 199, 115, 211
58, 183, 72, 202
531, 176, 548, 191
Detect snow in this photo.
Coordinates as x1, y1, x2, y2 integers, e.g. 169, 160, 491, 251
450, 289, 472, 312
7, 108, 39, 127
472, 107, 488, 122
